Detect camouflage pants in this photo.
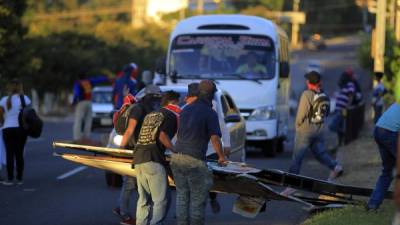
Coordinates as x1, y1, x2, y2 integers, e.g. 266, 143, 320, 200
170, 153, 213, 225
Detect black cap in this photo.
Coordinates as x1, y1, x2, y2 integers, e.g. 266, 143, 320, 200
187, 83, 199, 97
304, 71, 321, 84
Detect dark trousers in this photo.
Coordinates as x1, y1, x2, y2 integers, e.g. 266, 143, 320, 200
3, 127, 28, 181
368, 127, 398, 209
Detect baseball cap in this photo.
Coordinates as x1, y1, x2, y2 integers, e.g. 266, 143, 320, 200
144, 84, 162, 96
187, 83, 200, 97
304, 71, 321, 84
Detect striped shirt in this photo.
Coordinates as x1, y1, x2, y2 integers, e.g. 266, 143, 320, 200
335, 82, 355, 111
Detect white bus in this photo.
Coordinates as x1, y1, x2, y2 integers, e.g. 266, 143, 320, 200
166, 15, 290, 156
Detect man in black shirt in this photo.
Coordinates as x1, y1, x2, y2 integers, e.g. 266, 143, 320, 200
133, 91, 180, 225
117, 85, 162, 225
171, 80, 226, 225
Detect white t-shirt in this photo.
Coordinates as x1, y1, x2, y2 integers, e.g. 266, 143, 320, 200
0, 94, 31, 129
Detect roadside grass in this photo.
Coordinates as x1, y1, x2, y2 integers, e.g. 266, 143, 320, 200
303, 203, 394, 225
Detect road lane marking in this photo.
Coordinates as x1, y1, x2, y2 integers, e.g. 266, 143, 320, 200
57, 166, 87, 180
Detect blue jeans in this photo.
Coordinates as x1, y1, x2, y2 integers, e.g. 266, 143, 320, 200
136, 161, 168, 225
368, 127, 398, 209
118, 176, 137, 216
171, 153, 213, 225
289, 131, 337, 174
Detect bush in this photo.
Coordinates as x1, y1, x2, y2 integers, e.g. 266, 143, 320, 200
357, 30, 400, 105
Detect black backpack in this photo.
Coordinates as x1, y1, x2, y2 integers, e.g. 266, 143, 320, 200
309, 91, 330, 124
19, 95, 43, 138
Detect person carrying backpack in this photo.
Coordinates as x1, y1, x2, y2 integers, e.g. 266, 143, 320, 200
113, 63, 140, 110
0, 79, 31, 186
115, 85, 162, 225
134, 91, 181, 225
281, 71, 343, 196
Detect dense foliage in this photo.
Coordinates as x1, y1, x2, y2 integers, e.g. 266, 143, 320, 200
358, 30, 400, 104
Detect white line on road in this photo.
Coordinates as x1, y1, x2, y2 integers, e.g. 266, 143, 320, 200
57, 166, 87, 180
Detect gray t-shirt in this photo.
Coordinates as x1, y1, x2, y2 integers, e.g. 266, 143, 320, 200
295, 90, 324, 133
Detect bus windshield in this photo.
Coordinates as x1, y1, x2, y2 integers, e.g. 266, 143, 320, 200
169, 34, 276, 80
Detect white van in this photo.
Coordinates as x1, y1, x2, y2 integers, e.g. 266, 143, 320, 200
165, 15, 291, 156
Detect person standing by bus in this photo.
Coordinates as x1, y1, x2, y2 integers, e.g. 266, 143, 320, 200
171, 80, 226, 225
0, 79, 30, 186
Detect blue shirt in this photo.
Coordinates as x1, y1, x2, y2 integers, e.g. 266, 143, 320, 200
376, 103, 400, 132
175, 99, 221, 161
73, 76, 108, 104
113, 75, 137, 109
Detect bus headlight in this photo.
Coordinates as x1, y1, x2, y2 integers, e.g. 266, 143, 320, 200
248, 106, 276, 121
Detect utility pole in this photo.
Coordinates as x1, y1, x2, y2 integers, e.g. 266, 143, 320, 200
197, 0, 204, 15
374, 0, 386, 73
291, 0, 300, 49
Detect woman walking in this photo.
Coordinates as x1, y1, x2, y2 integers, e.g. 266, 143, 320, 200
0, 79, 30, 186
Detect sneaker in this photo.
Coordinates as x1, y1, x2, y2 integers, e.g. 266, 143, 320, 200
210, 199, 221, 214
328, 165, 344, 182
2, 180, 14, 186
120, 216, 135, 225
16, 180, 23, 185
280, 187, 296, 197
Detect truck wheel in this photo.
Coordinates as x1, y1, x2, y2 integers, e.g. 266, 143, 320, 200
261, 140, 277, 157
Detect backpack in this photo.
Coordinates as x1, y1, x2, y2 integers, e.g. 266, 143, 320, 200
18, 95, 43, 138
135, 111, 165, 147
309, 91, 330, 124
113, 103, 137, 135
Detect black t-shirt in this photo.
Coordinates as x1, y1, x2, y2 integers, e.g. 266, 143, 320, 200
128, 102, 152, 144
133, 108, 178, 165
175, 99, 221, 161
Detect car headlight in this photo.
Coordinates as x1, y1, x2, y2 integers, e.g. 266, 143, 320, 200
248, 106, 276, 121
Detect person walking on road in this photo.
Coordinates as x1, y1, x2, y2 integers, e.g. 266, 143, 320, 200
367, 103, 400, 211
0, 79, 30, 186
171, 80, 226, 225
134, 91, 180, 225
282, 71, 343, 196
72, 72, 108, 141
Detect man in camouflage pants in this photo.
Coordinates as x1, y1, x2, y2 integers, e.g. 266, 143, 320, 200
171, 80, 226, 225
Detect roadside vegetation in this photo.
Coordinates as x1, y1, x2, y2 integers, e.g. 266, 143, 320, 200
303, 204, 394, 225
358, 29, 400, 105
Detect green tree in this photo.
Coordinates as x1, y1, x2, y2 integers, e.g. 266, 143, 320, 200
358, 30, 400, 105
230, 0, 285, 11
0, 0, 33, 82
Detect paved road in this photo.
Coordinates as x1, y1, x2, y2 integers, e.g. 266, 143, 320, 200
0, 36, 370, 225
